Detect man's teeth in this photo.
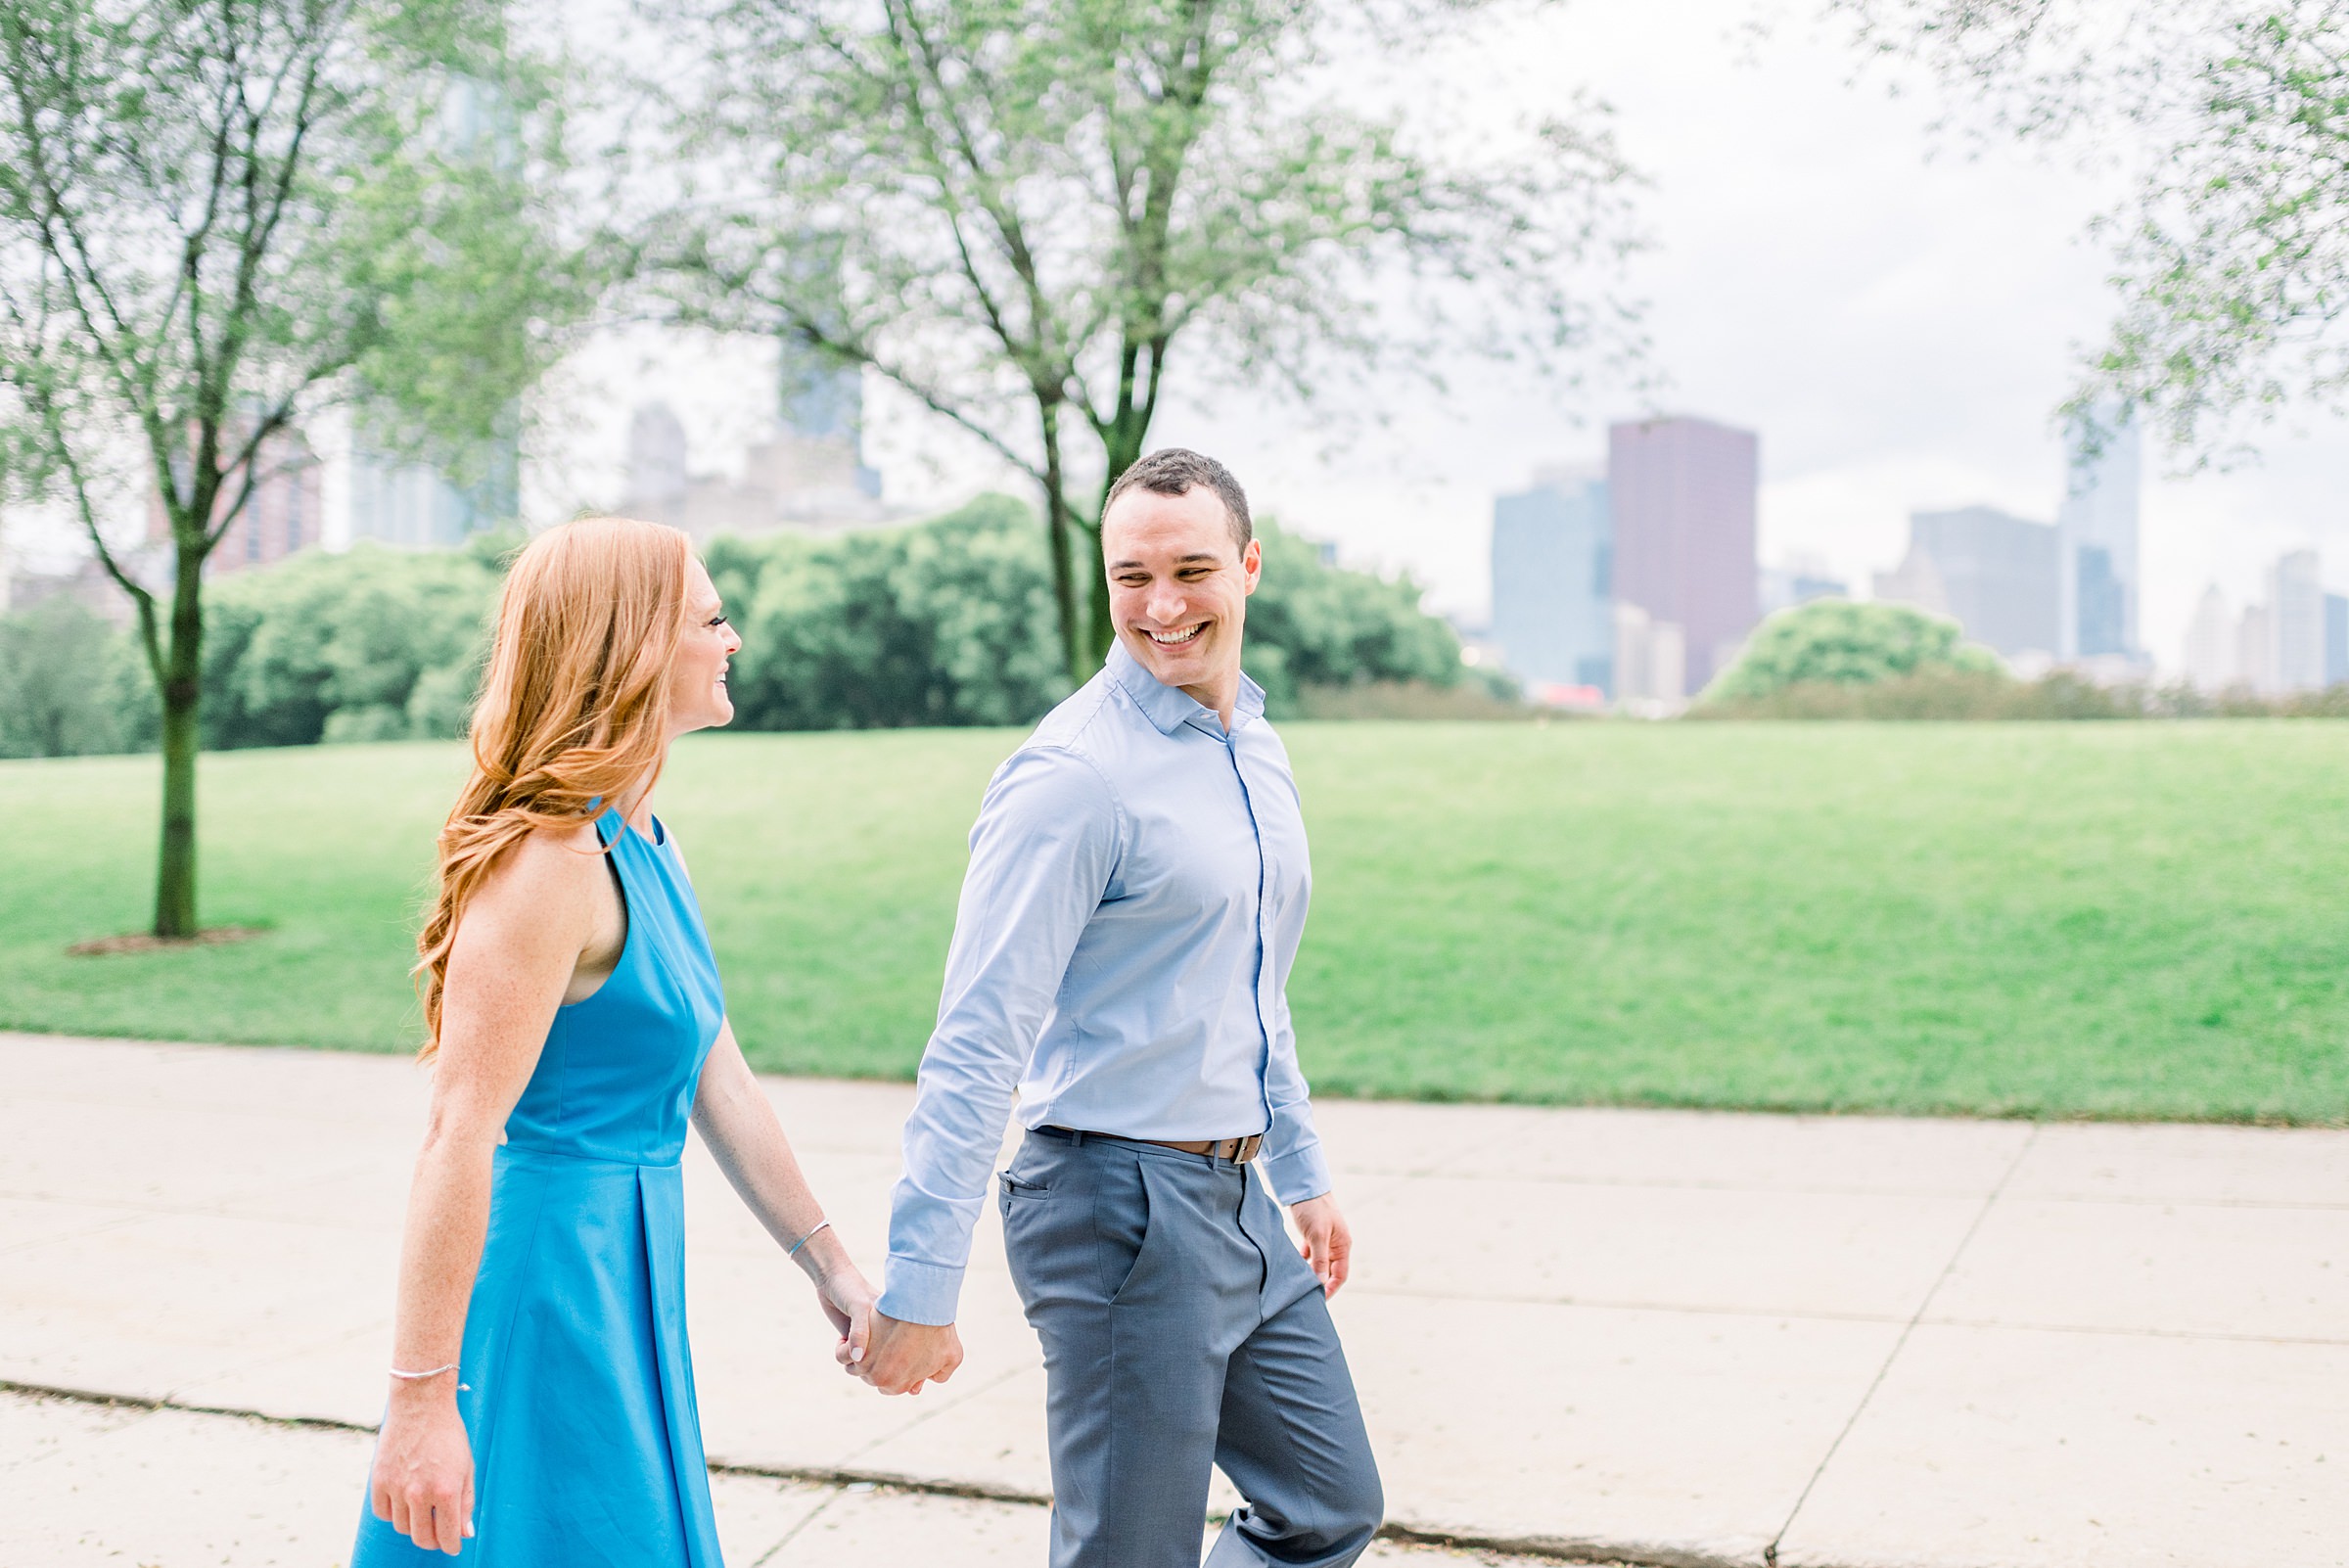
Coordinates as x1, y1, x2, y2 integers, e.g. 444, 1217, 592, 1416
1148, 624, 1204, 645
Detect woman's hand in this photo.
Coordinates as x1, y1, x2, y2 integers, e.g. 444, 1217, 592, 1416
817, 1262, 878, 1374
370, 1382, 475, 1555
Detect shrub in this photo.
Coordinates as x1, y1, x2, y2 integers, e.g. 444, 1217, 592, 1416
201, 535, 508, 749
1705, 599, 2006, 705
0, 596, 144, 758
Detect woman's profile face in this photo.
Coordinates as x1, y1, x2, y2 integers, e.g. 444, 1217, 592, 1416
668, 557, 743, 737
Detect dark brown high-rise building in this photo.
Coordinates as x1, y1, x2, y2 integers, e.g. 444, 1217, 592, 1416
1607, 415, 1760, 695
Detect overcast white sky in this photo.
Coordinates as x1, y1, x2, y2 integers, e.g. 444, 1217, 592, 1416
738, 0, 2345, 676
25, 0, 2342, 674
1150, 0, 2349, 674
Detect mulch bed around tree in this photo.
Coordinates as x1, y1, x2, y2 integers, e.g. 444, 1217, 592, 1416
68, 926, 270, 957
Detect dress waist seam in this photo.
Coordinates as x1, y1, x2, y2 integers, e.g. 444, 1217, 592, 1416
498, 1141, 682, 1172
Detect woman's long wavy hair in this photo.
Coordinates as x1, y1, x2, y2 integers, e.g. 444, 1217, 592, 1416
414, 515, 695, 1059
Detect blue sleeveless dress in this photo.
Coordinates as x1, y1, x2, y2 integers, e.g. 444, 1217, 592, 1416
354, 808, 727, 1567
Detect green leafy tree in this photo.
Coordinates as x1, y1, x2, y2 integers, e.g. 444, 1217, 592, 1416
1828, 0, 2349, 457
1243, 525, 1463, 710
200, 537, 506, 749
710, 496, 1073, 730
652, 0, 1643, 683
1704, 599, 2005, 704
707, 495, 1474, 728
0, 596, 140, 758
0, 0, 587, 937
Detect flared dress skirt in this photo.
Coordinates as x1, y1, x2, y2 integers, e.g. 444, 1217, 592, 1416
352, 807, 726, 1567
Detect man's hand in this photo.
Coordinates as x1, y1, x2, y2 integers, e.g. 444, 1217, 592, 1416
855, 1312, 964, 1395
1291, 1193, 1353, 1296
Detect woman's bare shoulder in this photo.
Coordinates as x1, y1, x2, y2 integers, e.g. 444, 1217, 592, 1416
466, 818, 611, 928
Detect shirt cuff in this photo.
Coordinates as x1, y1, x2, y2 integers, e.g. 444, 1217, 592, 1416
1260, 1138, 1333, 1207
877, 1254, 966, 1326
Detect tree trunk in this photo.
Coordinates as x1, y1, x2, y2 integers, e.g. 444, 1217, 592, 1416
1037, 404, 1086, 685
1092, 415, 1150, 664
152, 543, 204, 939
1083, 521, 1111, 664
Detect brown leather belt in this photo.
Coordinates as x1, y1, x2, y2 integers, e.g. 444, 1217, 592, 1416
1049, 1127, 1263, 1164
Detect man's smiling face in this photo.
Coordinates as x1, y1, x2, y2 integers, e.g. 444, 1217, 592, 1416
1102, 483, 1262, 710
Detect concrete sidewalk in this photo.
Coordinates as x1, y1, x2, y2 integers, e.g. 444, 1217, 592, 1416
0, 1387, 1566, 1568
1, 1034, 2342, 1567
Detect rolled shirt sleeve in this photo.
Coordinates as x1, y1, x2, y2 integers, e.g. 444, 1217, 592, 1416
878, 747, 1122, 1325
1257, 988, 1332, 1205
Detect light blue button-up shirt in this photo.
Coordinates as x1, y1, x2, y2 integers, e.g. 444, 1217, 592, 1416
878, 641, 1335, 1325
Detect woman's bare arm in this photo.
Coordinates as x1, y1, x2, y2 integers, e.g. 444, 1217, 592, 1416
369, 827, 610, 1555
692, 1025, 877, 1368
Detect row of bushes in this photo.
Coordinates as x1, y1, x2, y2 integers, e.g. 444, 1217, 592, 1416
1695, 599, 2349, 720
0, 495, 1497, 757
1689, 667, 2349, 720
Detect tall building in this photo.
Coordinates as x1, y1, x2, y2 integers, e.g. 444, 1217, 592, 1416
2056, 408, 2142, 661
346, 426, 518, 549
147, 424, 324, 577
2182, 584, 2235, 692
626, 402, 689, 515
772, 333, 882, 515
1607, 415, 1759, 695
1612, 602, 1684, 709
2271, 549, 2326, 693
2327, 594, 2348, 688
2238, 604, 2278, 694
1759, 556, 1847, 616
1919, 506, 2056, 659
1489, 469, 1612, 694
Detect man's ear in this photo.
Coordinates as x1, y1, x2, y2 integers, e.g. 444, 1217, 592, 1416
1241, 537, 1263, 594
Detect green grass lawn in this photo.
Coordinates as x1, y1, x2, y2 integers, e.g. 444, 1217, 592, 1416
5, 722, 2346, 1123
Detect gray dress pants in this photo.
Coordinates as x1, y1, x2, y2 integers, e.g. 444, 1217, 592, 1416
998, 1128, 1384, 1568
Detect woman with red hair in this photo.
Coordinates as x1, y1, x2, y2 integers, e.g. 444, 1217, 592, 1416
353, 515, 877, 1563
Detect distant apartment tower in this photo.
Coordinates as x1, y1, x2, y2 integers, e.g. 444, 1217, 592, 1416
1607, 415, 1759, 695
2272, 550, 2326, 693
2239, 604, 2278, 693
1489, 470, 1612, 694
1872, 506, 2057, 660
149, 425, 324, 577
1759, 557, 1847, 617
2182, 584, 2235, 692
2328, 594, 2349, 687
2056, 409, 2142, 661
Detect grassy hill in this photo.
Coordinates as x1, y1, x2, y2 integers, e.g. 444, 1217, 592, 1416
5, 722, 2345, 1123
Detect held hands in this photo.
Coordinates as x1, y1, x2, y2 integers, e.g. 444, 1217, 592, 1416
370, 1379, 474, 1555
1291, 1193, 1353, 1296
812, 1262, 879, 1375
854, 1312, 964, 1396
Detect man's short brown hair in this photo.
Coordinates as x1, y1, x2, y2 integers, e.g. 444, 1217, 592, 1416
1102, 448, 1252, 552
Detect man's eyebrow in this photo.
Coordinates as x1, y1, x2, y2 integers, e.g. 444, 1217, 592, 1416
1108, 552, 1224, 570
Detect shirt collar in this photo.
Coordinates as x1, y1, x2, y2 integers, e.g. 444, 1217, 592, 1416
1105, 638, 1267, 737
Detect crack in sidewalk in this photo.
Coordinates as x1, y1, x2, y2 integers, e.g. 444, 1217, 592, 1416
1762, 1124, 2044, 1568
0, 1377, 1741, 1567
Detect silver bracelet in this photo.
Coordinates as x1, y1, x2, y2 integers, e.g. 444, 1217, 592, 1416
389, 1362, 459, 1381
787, 1218, 832, 1259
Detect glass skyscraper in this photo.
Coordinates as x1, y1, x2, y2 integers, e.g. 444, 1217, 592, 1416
1490, 471, 1612, 694
2056, 409, 2142, 662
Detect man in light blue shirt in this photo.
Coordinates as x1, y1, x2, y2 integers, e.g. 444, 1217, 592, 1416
857, 449, 1382, 1568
